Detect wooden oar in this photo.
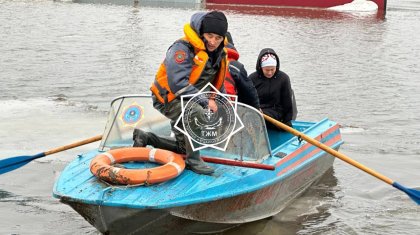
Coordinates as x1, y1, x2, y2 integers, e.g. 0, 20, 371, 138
263, 114, 420, 205
0, 135, 102, 175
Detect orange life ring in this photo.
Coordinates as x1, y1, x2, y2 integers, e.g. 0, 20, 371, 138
90, 147, 185, 185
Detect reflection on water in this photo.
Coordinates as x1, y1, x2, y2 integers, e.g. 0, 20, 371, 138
220, 168, 339, 235
0, 189, 15, 200
206, 3, 386, 20
73, 0, 203, 9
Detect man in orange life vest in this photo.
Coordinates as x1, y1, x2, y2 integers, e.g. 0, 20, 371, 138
224, 32, 260, 109
133, 11, 229, 175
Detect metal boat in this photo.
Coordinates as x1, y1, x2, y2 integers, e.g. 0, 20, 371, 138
53, 95, 343, 234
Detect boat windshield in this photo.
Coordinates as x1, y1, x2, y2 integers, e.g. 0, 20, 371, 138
99, 95, 271, 162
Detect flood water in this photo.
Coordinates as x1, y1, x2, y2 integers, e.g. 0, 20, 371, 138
1, 0, 420, 234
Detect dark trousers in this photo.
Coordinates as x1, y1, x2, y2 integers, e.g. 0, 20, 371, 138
152, 95, 205, 157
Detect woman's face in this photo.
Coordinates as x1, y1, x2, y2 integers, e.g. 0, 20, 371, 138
262, 66, 276, 78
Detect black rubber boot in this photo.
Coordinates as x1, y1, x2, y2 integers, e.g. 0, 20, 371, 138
133, 129, 148, 147
146, 132, 180, 153
133, 129, 183, 153
185, 137, 214, 175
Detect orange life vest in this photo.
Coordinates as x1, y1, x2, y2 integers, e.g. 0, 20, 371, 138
151, 24, 228, 104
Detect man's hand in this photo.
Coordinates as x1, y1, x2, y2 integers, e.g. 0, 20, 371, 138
208, 99, 218, 112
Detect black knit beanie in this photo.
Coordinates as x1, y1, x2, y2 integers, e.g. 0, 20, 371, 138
200, 11, 228, 37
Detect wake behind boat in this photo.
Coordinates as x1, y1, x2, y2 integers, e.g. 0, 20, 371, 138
53, 95, 343, 234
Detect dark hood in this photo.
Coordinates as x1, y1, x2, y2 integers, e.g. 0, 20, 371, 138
190, 12, 206, 35
255, 48, 280, 77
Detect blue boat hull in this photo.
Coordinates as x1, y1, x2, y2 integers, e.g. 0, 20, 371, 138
53, 95, 344, 234
60, 147, 338, 234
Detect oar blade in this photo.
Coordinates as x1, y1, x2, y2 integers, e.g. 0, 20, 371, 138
0, 153, 45, 175
393, 182, 420, 205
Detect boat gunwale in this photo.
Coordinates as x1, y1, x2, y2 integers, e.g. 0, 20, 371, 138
53, 120, 343, 209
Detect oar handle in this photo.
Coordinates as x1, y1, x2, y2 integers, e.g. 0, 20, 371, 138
181, 154, 275, 170
44, 135, 103, 156
263, 114, 394, 185
201, 156, 275, 170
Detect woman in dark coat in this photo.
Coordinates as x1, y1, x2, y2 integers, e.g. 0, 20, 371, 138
249, 48, 297, 130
